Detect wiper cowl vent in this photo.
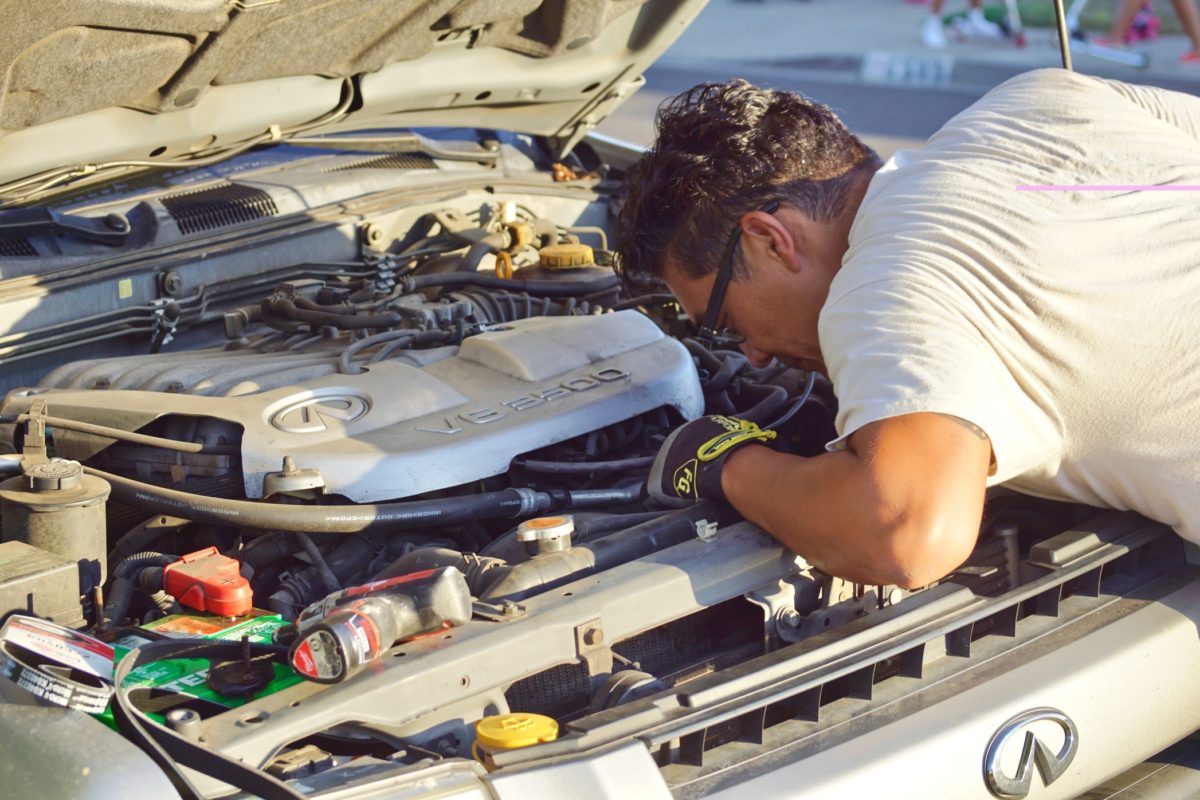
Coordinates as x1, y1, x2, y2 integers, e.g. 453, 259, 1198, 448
0, 236, 35, 257
326, 153, 437, 172
162, 183, 279, 235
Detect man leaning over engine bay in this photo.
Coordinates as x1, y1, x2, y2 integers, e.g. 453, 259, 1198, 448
617, 70, 1200, 589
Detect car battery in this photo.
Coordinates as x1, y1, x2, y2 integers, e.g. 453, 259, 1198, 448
95, 609, 301, 730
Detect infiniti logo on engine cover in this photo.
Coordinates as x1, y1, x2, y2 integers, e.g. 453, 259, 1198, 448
270, 394, 370, 434
984, 707, 1078, 798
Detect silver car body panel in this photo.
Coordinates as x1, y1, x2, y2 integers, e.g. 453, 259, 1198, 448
183, 521, 804, 796
0, 1, 710, 185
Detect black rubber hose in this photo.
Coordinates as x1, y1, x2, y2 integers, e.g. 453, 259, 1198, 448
240, 532, 299, 571
104, 552, 177, 628
295, 532, 339, 595
515, 456, 655, 475
586, 509, 713, 572
737, 382, 790, 423
114, 551, 177, 580
708, 352, 747, 392
267, 588, 301, 620
339, 329, 451, 374
324, 534, 377, 583
292, 296, 352, 313
268, 566, 329, 619
450, 289, 559, 323
109, 515, 190, 562
479, 504, 720, 603
263, 295, 403, 329
376, 547, 506, 595
565, 484, 645, 507
403, 271, 620, 297
481, 510, 672, 562
86, 466, 636, 533
459, 232, 507, 274
764, 371, 818, 431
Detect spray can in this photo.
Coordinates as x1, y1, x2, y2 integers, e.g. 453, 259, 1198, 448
288, 566, 472, 684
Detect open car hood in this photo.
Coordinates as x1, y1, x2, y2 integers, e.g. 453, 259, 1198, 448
0, 0, 706, 187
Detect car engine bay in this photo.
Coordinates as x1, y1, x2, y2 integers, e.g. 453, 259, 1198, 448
0, 131, 1133, 796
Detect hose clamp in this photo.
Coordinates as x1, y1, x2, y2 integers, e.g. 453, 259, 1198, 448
512, 487, 550, 516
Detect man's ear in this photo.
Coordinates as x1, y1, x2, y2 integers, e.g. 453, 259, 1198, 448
740, 209, 803, 274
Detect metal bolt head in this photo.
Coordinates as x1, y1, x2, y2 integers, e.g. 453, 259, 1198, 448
159, 270, 184, 297
501, 600, 519, 616
777, 608, 801, 628
165, 708, 201, 735
363, 224, 386, 250
167, 708, 198, 724
583, 627, 603, 646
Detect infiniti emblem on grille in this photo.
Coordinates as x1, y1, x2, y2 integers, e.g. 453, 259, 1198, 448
270, 394, 370, 433
984, 707, 1078, 798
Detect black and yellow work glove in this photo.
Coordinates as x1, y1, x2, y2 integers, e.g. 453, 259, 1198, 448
647, 415, 777, 507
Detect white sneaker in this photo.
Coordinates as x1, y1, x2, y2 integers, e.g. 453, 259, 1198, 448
962, 8, 1004, 39
922, 14, 947, 48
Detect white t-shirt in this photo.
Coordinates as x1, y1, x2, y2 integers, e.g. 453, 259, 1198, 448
820, 69, 1200, 542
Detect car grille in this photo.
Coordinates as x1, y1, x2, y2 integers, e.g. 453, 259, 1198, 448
488, 512, 1188, 797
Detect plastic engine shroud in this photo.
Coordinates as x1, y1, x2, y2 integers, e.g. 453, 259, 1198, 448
5, 312, 704, 502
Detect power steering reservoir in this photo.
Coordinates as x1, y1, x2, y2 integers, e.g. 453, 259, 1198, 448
0, 458, 111, 595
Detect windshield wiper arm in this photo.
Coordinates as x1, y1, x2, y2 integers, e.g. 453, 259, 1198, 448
0, 208, 131, 246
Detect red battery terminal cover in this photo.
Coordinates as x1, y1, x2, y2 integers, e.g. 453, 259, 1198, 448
163, 547, 253, 617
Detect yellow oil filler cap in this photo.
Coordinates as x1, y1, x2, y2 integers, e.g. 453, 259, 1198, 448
474, 712, 559, 769
538, 242, 594, 270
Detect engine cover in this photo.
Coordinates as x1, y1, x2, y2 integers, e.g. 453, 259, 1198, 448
5, 312, 703, 502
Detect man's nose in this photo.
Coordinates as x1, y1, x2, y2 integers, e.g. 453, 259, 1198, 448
739, 341, 773, 369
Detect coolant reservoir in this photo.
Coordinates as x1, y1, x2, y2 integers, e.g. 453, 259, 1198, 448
473, 712, 559, 770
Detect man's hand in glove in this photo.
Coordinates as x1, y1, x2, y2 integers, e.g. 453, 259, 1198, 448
648, 415, 777, 506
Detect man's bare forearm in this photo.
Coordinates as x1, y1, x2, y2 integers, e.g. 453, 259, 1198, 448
718, 420, 986, 588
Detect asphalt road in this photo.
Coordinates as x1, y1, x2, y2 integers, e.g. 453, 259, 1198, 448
597, 53, 1200, 158
597, 56, 999, 158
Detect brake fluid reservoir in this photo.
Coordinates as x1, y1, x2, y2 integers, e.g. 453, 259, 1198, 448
473, 712, 559, 770
538, 242, 594, 270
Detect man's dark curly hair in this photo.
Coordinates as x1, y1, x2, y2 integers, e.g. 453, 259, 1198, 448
616, 79, 880, 288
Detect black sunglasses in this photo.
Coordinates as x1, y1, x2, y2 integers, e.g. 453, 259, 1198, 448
692, 200, 780, 348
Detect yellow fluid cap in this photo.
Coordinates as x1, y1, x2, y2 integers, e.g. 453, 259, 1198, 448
475, 713, 559, 751
539, 243, 594, 270
516, 515, 574, 554
518, 515, 573, 534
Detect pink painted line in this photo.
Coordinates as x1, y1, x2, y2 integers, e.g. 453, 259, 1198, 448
1017, 185, 1200, 192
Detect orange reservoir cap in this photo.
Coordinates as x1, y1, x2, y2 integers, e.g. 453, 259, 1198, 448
162, 547, 253, 617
